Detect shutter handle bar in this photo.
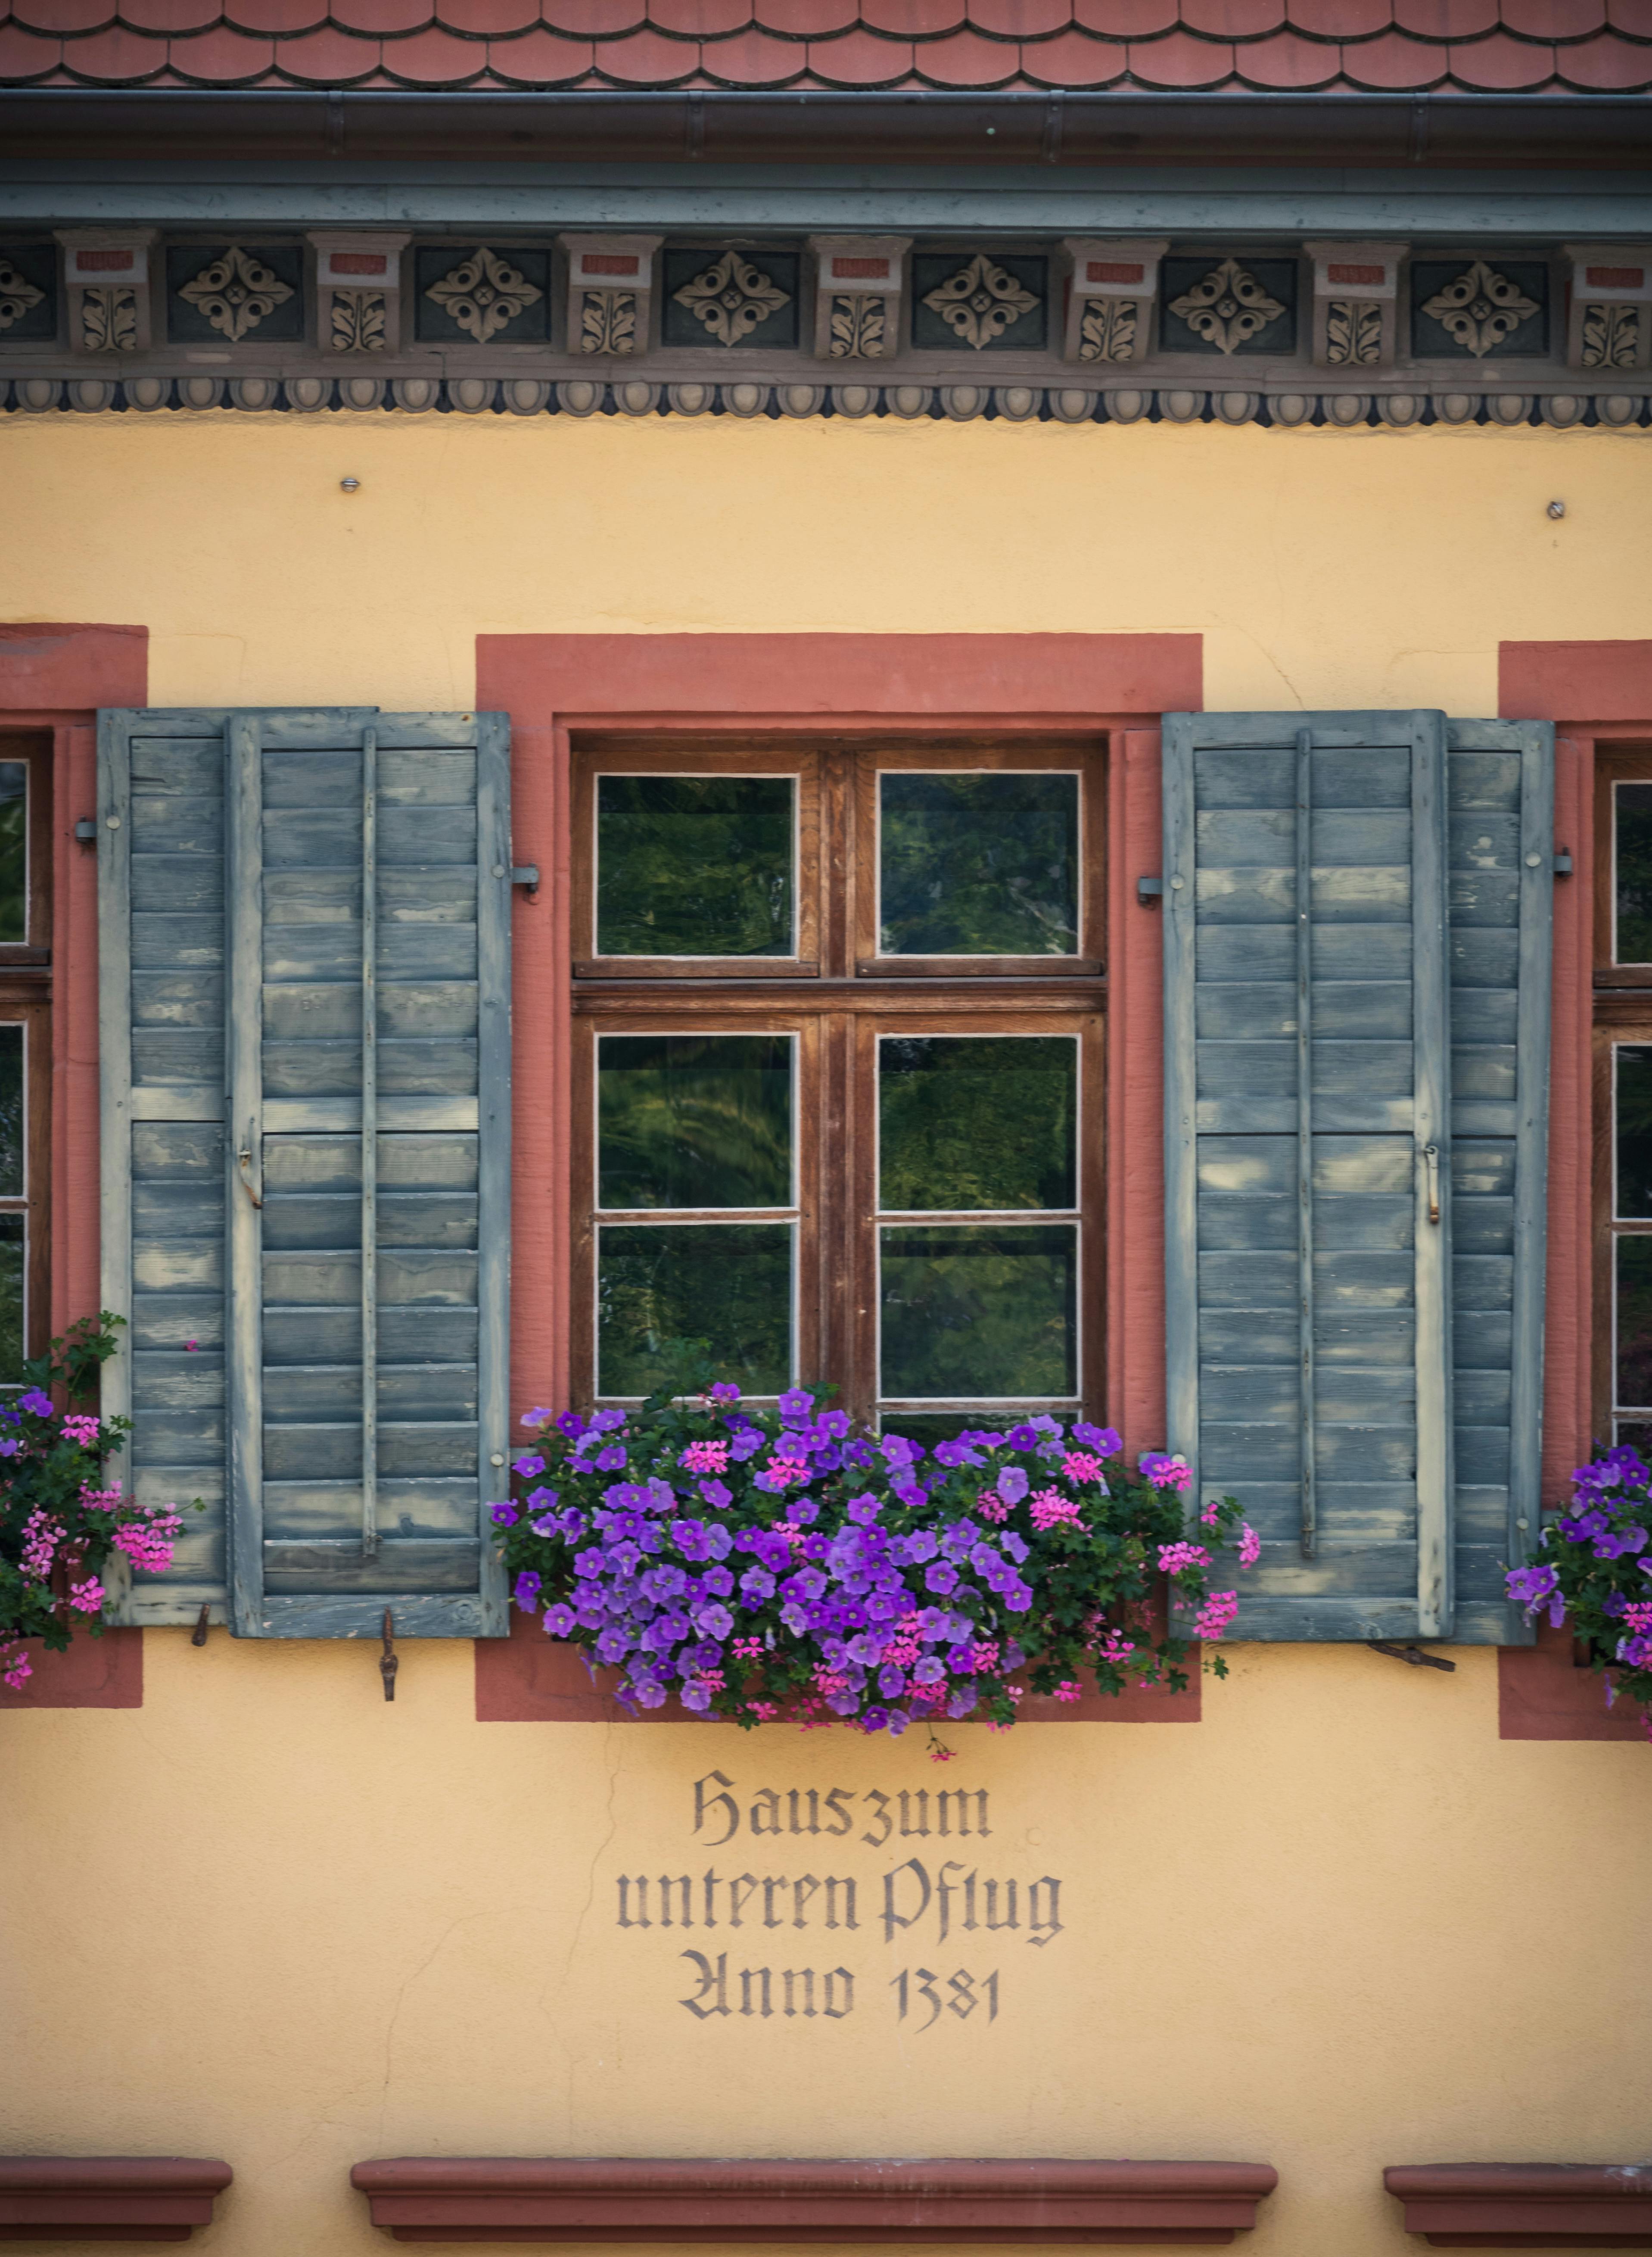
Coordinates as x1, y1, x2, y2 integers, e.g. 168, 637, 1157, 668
237, 1144, 263, 1210
1422, 1144, 1440, 1227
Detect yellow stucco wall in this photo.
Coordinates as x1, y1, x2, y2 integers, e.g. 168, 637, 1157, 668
2, 408, 1651, 2257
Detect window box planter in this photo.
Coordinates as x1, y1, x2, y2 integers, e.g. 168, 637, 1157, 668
350, 2159, 1279, 2245
0, 2158, 233, 2242
1384, 2165, 1652, 2247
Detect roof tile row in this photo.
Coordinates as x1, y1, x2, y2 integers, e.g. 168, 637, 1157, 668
2, 0, 1648, 86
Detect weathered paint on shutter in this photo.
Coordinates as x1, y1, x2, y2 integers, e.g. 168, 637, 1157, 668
98, 711, 235, 1624
1163, 712, 1454, 1641
100, 707, 510, 1640
227, 710, 510, 1638
1446, 720, 1554, 1646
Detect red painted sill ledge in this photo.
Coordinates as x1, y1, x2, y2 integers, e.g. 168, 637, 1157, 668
0, 2158, 233, 2242
1385, 2165, 1652, 2248
350, 2159, 1279, 2244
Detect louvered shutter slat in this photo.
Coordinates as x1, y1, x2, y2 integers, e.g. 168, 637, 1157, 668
1165, 712, 1455, 1642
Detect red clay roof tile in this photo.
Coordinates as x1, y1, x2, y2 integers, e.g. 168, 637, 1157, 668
541, 0, 644, 29
484, 25, 594, 74
1235, 22, 1339, 72
1392, 0, 1495, 32
862, 0, 962, 28
1339, 22, 1442, 71
966, 0, 1069, 34
649, 0, 750, 30
1500, 0, 1600, 32
223, 0, 326, 32
1073, 0, 1177, 34
1447, 25, 1550, 75
591, 21, 698, 68
699, 22, 807, 68
1604, 0, 1652, 31
0, 19, 60, 62
384, 20, 489, 69
1285, 0, 1388, 28
62, 19, 165, 64
12, 0, 113, 32
1017, 22, 1125, 71
754, 0, 857, 27
269, 21, 380, 70
1559, 26, 1652, 77
807, 21, 910, 65
120, 0, 221, 29
1128, 22, 1232, 72
1181, 0, 1284, 35
333, 0, 426, 28
168, 23, 277, 68
915, 23, 1018, 71
434, 0, 535, 33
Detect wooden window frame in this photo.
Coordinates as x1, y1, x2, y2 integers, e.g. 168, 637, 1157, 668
0, 730, 52, 1376
1592, 742, 1652, 1443
569, 730, 1107, 1425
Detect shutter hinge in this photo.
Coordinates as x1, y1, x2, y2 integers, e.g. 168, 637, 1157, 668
1553, 851, 1573, 876
380, 1609, 399, 1701
1367, 1640, 1456, 1673
1137, 876, 1164, 905
511, 865, 540, 893
74, 817, 96, 844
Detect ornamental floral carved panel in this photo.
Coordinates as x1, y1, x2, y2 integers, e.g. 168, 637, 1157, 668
416, 246, 548, 344
579, 290, 638, 355
1581, 304, 1643, 370
0, 256, 47, 337
1325, 302, 1383, 367
914, 253, 1042, 352
665, 249, 795, 349
1412, 258, 1547, 359
328, 291, 388, 353
1077, 298, 1136, 364
79, 287, 138, 352
1163, 256, 1291, 355
172, 245, 299, 344
828, 294, 887, 359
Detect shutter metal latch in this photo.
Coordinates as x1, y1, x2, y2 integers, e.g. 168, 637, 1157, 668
1368, 1641, 1456, 1673
380, 1609, 399, 1702
236, 1144, 263, 1210
1422, 1144, 1440, 1225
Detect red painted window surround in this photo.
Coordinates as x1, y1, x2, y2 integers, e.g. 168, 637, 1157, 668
472, 632, 1200, 1724
0, 625, 147, 1713
1496, 639, 1652, 1743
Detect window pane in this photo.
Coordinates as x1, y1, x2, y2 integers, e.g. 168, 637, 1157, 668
0, 1024, 23, 1200
879, 1035, 1076, 1213
879, 772, 1078, 957
599, 1034, 791, 1211
1618, 782, 1652, 964
1618, 1046, 1652, 1219
598, 1222, 792, 1396
0, 1213, 24, 1384
880, 1222, 1076, 1399
0, 764, 25, 945
1617, 1234, 1652, 1409
597, 776, 794, 957
1615, 1421, 1652, 1457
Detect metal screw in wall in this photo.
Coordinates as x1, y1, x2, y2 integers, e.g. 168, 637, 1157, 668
340, 477, 361, 492
1547, 499, 1565, 519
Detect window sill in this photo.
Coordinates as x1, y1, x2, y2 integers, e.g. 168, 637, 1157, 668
350, 2160, 1279, 2245
1385, 2165, 1652, 2247
0, 2158, 232, 2241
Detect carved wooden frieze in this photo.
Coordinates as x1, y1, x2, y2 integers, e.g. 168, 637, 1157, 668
56, 229, 156, 354
168, 243, 303, 345
1563, 244, 1652, 372
1060, 239, 1166, 365
563, 235, 662, 358
1304, 241, 1403, 370
416, 245, 549, 343
913, 252, 1045, 352
308, 231, 409, 355
809, 237, 909, 361
663, 249, 798, 349
1161, 256, 1296, 356
1411, 257, 1548, 359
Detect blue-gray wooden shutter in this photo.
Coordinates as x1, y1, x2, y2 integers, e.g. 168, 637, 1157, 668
1163, 713, 1456, 1641
98, 710, 238, 1624
99, 708, 510, 1639
1445, 719, 1553, 1646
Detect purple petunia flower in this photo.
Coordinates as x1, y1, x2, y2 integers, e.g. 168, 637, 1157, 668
490, 1500, 519, 1527
543, 1602, 576, 1637
513, 1570, 542, 1611
925, 1561, 960, 1596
